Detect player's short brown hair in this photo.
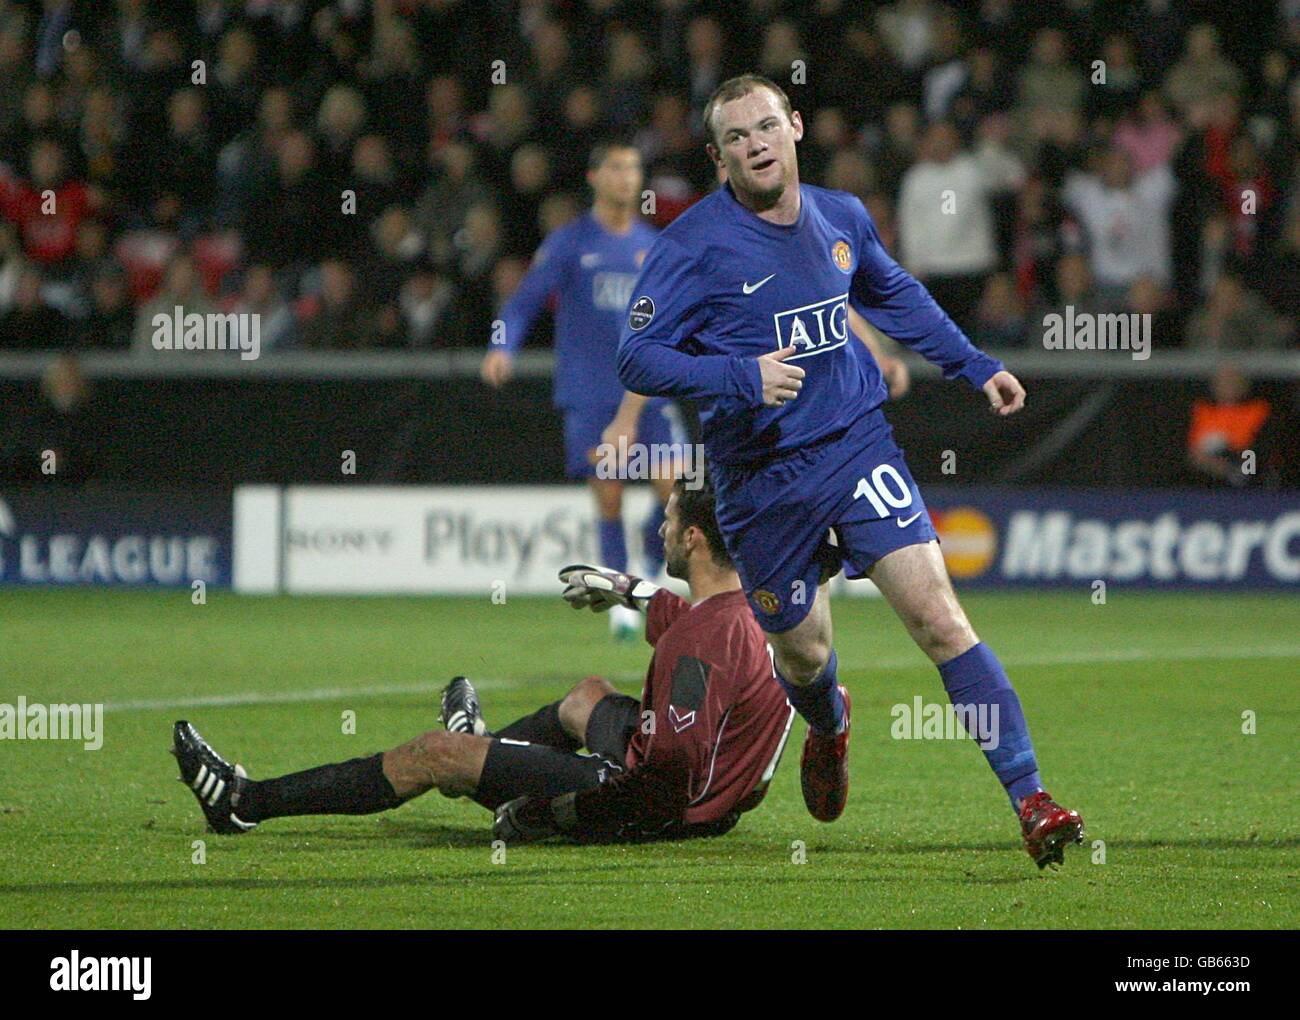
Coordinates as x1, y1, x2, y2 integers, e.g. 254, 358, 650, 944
587, 137, 639, 171
702, 74, 794, 147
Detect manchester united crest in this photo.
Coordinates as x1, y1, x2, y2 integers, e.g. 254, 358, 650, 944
753, 589, 782, 614
832, 240, 852, 272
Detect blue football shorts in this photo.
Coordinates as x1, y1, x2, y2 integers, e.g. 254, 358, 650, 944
710, 409, 938, 633
562, 398, 687, 480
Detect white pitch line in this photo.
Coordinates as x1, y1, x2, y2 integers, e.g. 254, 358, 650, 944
103, 681, 490, 714
96, 647, 1300, 714
100, 674, 646, 714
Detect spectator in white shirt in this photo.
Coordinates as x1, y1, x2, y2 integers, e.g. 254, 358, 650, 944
897, 119, 1023, 330
1063, 148, 1176, 306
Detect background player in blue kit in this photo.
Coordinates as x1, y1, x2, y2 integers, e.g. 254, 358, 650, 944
617, 75, 1084, 868
482, 141, 685, 638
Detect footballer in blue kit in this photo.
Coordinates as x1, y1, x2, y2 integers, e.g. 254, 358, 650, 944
616, 75, 1084, 868
483, 142, 686, 636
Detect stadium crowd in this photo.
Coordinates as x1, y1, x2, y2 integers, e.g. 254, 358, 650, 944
0, 0, 1298, 354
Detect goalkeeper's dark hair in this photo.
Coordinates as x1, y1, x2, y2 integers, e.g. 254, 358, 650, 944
673, 473, 733, 569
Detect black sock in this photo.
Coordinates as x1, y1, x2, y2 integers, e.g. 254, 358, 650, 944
495, 700, 580, 752
234, 753, 404, 822
472, 739, 595, 811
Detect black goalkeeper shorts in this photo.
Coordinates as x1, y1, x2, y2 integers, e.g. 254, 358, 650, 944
474, 693, 639, 810
583, 692, 641, 761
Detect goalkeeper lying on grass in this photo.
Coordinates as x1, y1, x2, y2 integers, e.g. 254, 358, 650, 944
172, 476, 796, 843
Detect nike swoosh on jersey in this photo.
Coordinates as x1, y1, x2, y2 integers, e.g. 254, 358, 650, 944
897, 512, 923, 528
742, 274, 776, 294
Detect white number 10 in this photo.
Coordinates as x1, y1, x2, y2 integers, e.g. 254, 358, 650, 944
853, 465, 913, 518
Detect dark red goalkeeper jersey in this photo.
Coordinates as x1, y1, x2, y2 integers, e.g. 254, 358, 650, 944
572, 588, 795, 837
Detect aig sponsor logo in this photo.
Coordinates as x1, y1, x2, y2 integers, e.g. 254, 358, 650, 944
592, 271, 636, 312
773, 293, 848, 360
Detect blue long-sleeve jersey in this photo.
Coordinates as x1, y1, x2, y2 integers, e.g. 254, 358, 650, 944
495, 211, 659, 410
616, 182, 1003, 464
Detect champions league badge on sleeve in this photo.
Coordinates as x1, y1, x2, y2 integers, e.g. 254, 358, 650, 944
628, 295, 655, 330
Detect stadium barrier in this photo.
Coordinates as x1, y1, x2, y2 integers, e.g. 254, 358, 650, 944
924, 487, 1300, 588
231, 484, 1297, 595
2, 350, 1297, 488
0, 488, 230, 587
2, 483, 1293, 592
231, 484, 880, 597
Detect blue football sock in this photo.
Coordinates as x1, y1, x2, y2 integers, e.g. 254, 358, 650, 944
597, 518, 628, 573
775, 649, 845, 736
937, 642, 1042, 811
641, 501, 666, 576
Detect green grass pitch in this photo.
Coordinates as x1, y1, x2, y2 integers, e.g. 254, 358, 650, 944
1, 587, 1295, 929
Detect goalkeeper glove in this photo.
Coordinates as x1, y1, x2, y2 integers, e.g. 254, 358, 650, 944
558, 564, 659, 613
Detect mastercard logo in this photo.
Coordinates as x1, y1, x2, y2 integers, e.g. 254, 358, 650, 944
932, 507, 997, 579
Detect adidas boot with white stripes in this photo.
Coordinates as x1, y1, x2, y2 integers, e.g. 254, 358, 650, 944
440, 676, 489, 736
171, 721, 257, 834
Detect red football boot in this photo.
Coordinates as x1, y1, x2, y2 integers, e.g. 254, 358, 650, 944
799, 686, 851, 822
1019, 790, 1085, 869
